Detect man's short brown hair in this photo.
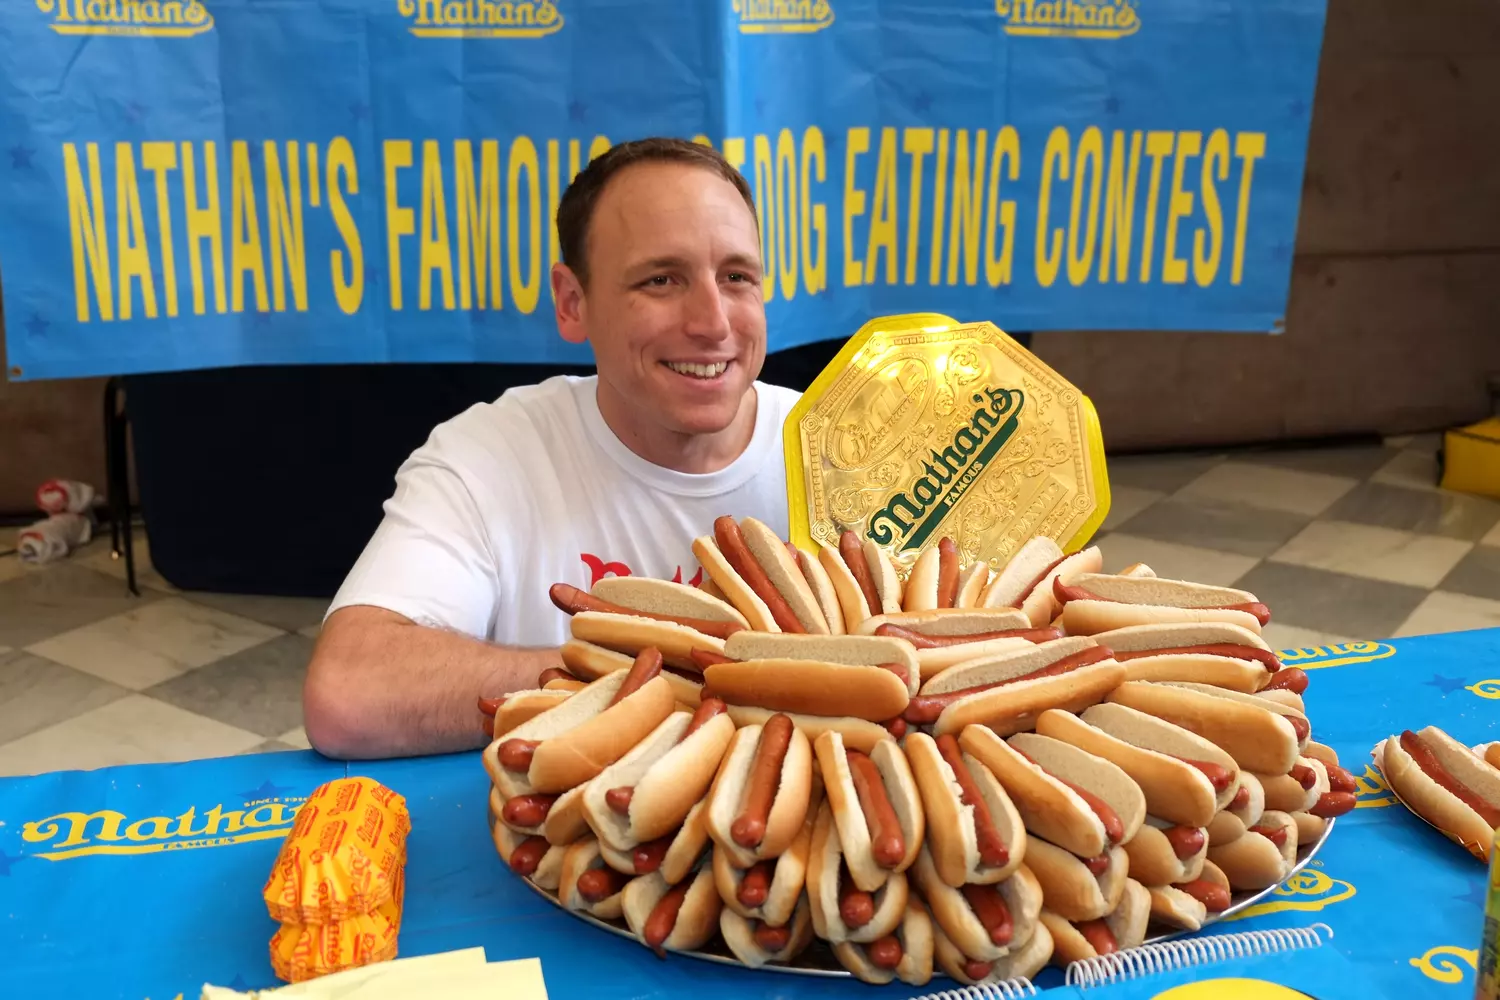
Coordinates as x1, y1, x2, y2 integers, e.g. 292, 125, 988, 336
556, 137, 759, 286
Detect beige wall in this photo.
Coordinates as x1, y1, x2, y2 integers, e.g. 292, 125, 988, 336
0, 0, 1495, 510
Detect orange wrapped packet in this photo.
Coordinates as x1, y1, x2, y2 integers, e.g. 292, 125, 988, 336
270, 897, 402, 983
263, 777, 411, 925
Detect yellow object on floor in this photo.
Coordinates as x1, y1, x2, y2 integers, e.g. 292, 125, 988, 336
1440, 417, 1500, 499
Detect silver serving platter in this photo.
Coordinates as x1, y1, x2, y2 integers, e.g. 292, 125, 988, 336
520, 817, 1336, 979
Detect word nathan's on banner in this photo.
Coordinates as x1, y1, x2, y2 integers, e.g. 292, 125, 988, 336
35, 0, 214, 37
996, 0, 1140, 39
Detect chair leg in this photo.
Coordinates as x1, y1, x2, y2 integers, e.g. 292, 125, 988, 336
103, 378, 139, 596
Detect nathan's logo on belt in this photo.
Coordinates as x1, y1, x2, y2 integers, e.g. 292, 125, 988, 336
397, 0, 564, 38
733, 0, 834, 34
996, 0, 1139, 39
867, 386, 1024, 552
21, 788, 305, 861
35, 0, 214, 37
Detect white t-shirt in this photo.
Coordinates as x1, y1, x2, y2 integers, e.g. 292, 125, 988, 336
328, 375, 803, 648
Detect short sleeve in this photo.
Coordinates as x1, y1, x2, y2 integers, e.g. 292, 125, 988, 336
325, 447, 504, 640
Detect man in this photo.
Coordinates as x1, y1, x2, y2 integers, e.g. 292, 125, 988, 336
303, 138, 802, 760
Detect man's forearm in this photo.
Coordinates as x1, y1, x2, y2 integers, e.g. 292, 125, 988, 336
304, 606, 562, 759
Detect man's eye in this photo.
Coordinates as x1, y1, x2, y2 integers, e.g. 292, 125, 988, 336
727, 272, 751, 283
646, 275, 673, 287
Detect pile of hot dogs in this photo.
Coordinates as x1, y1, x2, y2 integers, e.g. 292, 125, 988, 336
478, 515, 1356, 986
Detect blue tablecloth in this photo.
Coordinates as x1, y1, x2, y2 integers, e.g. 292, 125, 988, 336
3, 629, 1496, 1000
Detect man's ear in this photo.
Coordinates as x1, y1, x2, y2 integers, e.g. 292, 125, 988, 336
552, 263, 588, 344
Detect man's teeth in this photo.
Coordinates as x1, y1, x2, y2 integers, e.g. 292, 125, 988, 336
667, 361, 728, 378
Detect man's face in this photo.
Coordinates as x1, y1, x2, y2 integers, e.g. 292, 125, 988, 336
556, 161, 767, 438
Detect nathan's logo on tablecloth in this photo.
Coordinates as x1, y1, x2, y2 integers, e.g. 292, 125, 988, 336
1409, 944, 1478, 985
996, 0, 1139, 39
1278, 641, 1397, 671
35, 0, 214, 37
733, 0, 834, 34
1353, 763, 1397, 809
396, 0, 564, 38
19, 783, 305, 861
1219, 862, 1356, 922
1466, 678, 1500, 699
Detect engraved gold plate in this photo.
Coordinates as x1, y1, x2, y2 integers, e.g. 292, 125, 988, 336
783, 313, 1110, 575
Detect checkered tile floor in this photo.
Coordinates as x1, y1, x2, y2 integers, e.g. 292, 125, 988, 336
2, 432, 1497, 779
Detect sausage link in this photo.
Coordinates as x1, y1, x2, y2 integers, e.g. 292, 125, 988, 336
903, 646, 1114, 724
875, 623, 1065, 648
1230, 784, 1251, 810
847, 749, 906, 867
481, 714, 494, 740
731, 714, 795, 848
549, 582, 746, 640
1048, 579, 1271, 626
501, 794, 556, 828
498, 738, 539, 773
684, 697, 728, 737
643, 879, 693, 953
538, 666, 579, 687
606, 787, 634, 816
753, 922, 793, 953
631, 835, 672, 875
1176, 878, 1232, 912
935, 734, 1009, 868
1289, 764, 1317, 790
576, 866, 629, 903
1169, 755, 1234, 792
876, 661, 911, 688
882, 717, 909, 740
478, 695, 502, 717
1076, 918, 1117, 956
1083, 852, 1110, 876
1325, 764, 1357, 794
1013, 747, 1125, 844
715, 517, 805, 633
1309, 791, 1356, 818
936, 537, 960, 609
868, 935, 904, 970
737, 860, 776, 908
1400, 730, 1500, 828
1284, 715, 1311, 742
960, 884, 1013, 946
1250, 823, 1288, 847
1262, 667, 1308, 694
840, 530, 883, 617
1163, 825, 1205, 860
508, 836, 550, 877
1113, 643, 1281, 674
608, 647, 664, 707
839, 878, 876, 928
963, 959, 994, 982
690, 649, 737, 671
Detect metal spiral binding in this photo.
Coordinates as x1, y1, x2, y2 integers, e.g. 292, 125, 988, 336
1065, 924, 1336, 987
902, 977, 1039, 1000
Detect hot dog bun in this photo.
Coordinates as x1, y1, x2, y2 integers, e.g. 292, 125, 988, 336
1379, 726, 1500, 858
1063, 600, 1263, 636
491, 808, 569, 891
1021, 545, 1102, 627
1022, 838, 1129, 922
1093, 622, 1276, 693
903, 544, 945, 613
1040, 877, 1149, 965
832, 895, 935, 986
1041, 703, 1239, 826
911, 845, 1043, 961
866, 538, 904, 614
582, 707, 735, 850
558, 836, 633, 919
620, 864, 722, 953
961, 727, 1146, 858
918, 637, 1126, 738
957, 561, 992, 609
489, 669, 676, 796
1159, 681, 1311, 753
568, 611, 727, 673
722, 704, 893, 755
493, 781, 590, 844
718, 897, 815, 968
979, 536, 1064, 610
915, 637, 1038, 682
1206, 771, 1265, 846
1303, 741, 1340, 768
695, 533, 779, 633
806, 799, 910, 944
858, 607, 1032, 638
1479, 741, 1500, 772
725, 631, 921, 696
599, 797, 712, 883
1207, 810, 1297, 890
796, 547, 847, 635
1070, 573, 1260, 611
704, 656, 910, 721
1256, 688, 1307, 711
1121, 816, 1207, 886
1257, 756, 1328, 814
712, 834, 810, 926
493, 690, 571, 737
818, 542, 874, 629
1147, 884, 1207, 931
558, 639, 703, 706
705, 719, 814, 867
591, 576, 750, 629
815, 731, 924, 890
1106, 680, 1300, 775
737, 517, 831, 635
905, 731, 1026, 886
932, 916, 1054, 985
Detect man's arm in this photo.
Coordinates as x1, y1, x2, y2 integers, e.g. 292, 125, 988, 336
303, 605, 563, 759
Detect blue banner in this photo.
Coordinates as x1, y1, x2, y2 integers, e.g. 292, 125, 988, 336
0, 0, 1328, 381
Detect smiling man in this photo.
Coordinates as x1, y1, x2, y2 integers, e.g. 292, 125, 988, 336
302, 138, 801, 760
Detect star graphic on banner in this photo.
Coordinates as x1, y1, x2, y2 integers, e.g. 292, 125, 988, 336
0, 849, 24, 876
911, 91, 933, 113
250, 310, 273, 328
1103, 95, 1121, 115
123, 101, 148, 124
350, 100, 370, 122
1425, 674, 1470, 694
1288, 97, 1308, 116
240, 779, 294, 801
1455, 880, 1488, 908
567, 99, 587, 122
9, 145, 34, 169
227, 974, 250, 991
26, 314, 48, 337
753, 97, 766, 116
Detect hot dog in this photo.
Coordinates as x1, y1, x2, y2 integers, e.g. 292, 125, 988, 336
566, 612, 728, 675
492, 780, 590, 845
1121, 816, 1209, 886
491, 815, 569, 892
873, 621, 1063, 649
722, 704, 895, 756
704, 642, 914, 726
597, 797, 713, 884
1106, 680, 1302, 776
1380, 726, 1500, 860
484, 689, 571, 739
814, 731, 924, 892
718, 897, 815, 969
978, 535, 1065, 611
1057, 572, 1270, 632
550, 580, 748, 640
580, 696, 734, 852
558, 836, 636, 919
1146, 883, 1209, 932
692, 516, 830, 635
910, 844, 1044, 962
901, 536, 969, 613
856, 607, 1048, 680
806, 800, 912, 944
832, 896, 937, 986
905, 731, 1025, 886
1262, 667, 1309, 694
1207, 809, 1298, 889
1011, 545, 1102, 627
484, 664, 676, 799
817, 531, 905, 631
722, 630, 921, 697
1036, 704, 1239, 828
794, 545, 847, 634
1040, 878, 1150, 966
1256, 756, 1329, 815
911, 637, 1127, 738
931, 914, 1055, 986
712, 782, 820, 926
1088, 622, 1280, 694
1206, 771, 1266, 847
620, 865, 722, 957
559, 638, 704, 707
835, 531, 884, 620
705, 713, 814, 868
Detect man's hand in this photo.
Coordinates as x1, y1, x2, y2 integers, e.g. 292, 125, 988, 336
303, 605, 562, 760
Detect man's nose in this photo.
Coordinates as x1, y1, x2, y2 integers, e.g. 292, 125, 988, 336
682, 277, 733, 340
